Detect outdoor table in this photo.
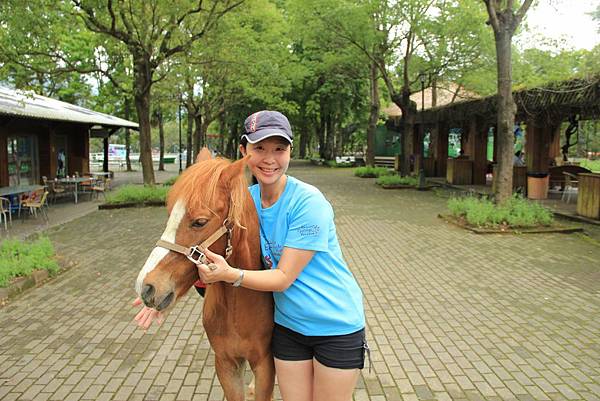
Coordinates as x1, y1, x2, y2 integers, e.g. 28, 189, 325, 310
0, 185, 45, 213
576, 173, 600, 219
57, 177, 92, 204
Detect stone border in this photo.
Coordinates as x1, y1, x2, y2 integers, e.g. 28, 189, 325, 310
378, 184, 415, 189
98, 200, 165, 210
0, 255, 75, 307
438, 214, 584, 234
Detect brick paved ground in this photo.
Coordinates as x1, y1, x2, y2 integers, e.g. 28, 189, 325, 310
1, 161, 599, 401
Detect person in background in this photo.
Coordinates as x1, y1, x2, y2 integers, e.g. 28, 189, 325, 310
513, 150, 525, 166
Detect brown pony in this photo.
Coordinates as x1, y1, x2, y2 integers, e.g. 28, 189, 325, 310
135, 149, 274, 401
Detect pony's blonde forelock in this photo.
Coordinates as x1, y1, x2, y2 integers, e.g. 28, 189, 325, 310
167, 158, 248, 228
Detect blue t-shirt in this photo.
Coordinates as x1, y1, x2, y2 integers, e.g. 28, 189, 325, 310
249, 176, 365, 336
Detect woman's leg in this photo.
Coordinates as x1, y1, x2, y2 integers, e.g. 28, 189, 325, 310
313, 359, 360, 401
275, 358, 313, 401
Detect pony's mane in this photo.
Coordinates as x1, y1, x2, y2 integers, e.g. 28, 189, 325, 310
167, 158, 249, 228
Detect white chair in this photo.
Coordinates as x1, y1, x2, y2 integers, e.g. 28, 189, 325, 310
0, 197, 12, 230
561, 172, 578, 204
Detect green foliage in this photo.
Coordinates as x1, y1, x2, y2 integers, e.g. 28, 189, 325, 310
447, 195, 554, 228
580, 159, 600, 172
0, 237, 59, 287
105, 185, 168, 205
354, 166, 392, 178
376, 175, 418, 186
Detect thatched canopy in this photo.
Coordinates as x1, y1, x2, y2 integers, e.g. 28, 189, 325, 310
420, 75, 600, 125
382, 83, 479, 117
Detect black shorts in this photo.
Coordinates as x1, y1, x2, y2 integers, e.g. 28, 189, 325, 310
272, 323, 368, 369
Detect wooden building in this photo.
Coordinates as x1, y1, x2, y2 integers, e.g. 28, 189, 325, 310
0, 86, 138, 188
408, 76, 600, 187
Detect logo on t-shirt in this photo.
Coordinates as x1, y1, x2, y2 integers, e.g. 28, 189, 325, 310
263, 255, 273, 269
298, 224, 320, 237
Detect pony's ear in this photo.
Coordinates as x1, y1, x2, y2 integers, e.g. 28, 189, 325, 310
195, 147, 212, 163
221, 155, 250, 185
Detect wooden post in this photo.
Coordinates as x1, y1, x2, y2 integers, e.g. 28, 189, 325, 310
435, 121, 449, 177
471, 119, 489, 185
0, 128, 7, 187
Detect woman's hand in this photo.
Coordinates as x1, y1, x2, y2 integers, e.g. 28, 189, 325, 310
197, 248, 237, 284
133, 297, 164, 329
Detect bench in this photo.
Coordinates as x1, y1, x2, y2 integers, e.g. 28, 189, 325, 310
549, 165, 591, 189
373, 156, 396, 169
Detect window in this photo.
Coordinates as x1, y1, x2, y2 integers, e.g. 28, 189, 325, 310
7, 135, 38, 186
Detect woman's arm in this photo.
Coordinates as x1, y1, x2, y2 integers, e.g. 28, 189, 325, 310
198, 247, 315, 292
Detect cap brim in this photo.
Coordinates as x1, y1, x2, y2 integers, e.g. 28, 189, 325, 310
242, 129, 293, 144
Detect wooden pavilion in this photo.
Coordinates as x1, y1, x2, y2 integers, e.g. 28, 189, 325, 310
0, 86, 138, 188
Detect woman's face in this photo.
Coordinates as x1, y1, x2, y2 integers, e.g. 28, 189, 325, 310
240, 137, 291, 187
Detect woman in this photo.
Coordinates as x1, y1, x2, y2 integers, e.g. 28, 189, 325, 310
136, 110, 367, 401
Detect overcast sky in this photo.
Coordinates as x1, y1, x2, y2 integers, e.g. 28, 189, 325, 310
517, 1, 599, 51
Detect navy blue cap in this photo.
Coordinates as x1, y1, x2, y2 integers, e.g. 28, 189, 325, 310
242, 110, 293, 144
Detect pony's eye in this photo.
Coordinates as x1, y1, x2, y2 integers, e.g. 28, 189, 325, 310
191, 218, 208, 228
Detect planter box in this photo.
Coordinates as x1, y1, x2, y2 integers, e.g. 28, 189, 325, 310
438, 214, 583, 235
98, 200, 165, 210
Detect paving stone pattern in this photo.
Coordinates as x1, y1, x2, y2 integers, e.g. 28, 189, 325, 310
1, 162, 599, 401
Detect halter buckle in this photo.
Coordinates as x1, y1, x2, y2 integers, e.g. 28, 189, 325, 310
187, 245, 206, 265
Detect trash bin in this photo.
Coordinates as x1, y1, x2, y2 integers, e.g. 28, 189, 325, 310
527, 172, 549, 199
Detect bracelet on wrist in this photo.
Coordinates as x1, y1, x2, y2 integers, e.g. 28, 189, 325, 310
232, 268, 244, 287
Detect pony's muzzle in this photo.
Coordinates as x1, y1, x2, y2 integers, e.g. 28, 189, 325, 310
141, 284, 175, 311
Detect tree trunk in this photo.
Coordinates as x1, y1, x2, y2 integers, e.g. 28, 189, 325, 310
392, 90, 416, 176
318, 103, 326, 159
325, 112, 334, 160
157, 110, 165, 171
193, 112, 203, 158
186, 105, 194, 168
493, 28, 516, 204
366, 61, 379, 166
133, 59, 155, 185
124, 99, 133, 171
299, 104, 308, 159
218, 114, 226, 155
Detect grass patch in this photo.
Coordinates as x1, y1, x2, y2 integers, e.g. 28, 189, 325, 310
579, 159, 600, 173
447, 194, 554, 228
354, 166, 393, 178
0, 237, 60, 287
376, 175, 418, 186
105, 184, 168, 205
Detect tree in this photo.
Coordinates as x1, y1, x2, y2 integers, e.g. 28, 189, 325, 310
483, 0, 533, 204
311, 0, 488, 173
72, 0, 244, 184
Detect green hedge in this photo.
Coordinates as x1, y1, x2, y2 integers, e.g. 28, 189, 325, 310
0, 237, 59, 287
354, 166, 392, 178
376, 175, 417, 186
447, 195, 554, 228
105, 184, 169, 205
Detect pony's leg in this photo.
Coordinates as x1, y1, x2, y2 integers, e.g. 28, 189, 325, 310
249, 355, 275, 401
215, 355, 245, 401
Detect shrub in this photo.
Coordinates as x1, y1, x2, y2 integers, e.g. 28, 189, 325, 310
447, 194, 554, 228
105, 184, 168, 205
376, 175, 418, 186
0, 237, 60, 287
354, 166, 392, 178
